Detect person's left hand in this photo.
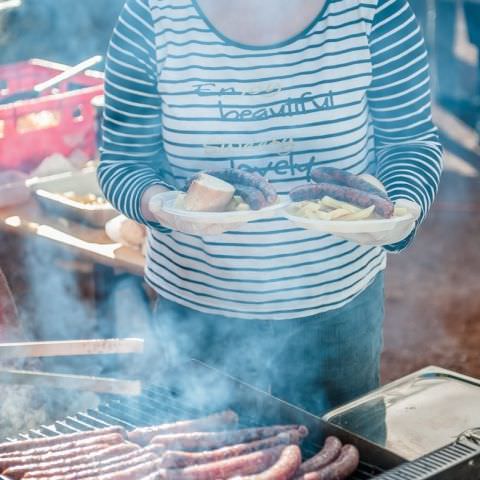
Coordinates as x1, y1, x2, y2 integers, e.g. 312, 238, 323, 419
333, 199, 421, 246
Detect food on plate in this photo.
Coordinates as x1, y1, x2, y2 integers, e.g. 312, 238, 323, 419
183, 173, 235, 212
183, 169, 278, 211
311, 167, 389, 199
63, 191, 108, 206
288, 167, 406, 221
0, 412, 360, 480
105, 215, 146, 250
0, 170, 31, 208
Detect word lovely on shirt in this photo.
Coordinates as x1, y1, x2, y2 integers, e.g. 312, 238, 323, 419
193, 83, 335, 121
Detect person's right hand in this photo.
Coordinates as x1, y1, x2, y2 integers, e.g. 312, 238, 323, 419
148, 190, 242, 236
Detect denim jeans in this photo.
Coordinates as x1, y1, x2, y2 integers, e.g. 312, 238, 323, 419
153, 272, 385, 416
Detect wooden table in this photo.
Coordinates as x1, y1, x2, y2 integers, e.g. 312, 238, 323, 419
0, 200, 145, 276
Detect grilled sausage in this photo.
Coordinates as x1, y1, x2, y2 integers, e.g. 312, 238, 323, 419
311, 167, 389, 199
289, 183, 394, 218
0, 432, 127, 460
128, 411, 239, 446
160, 430, 304, 468
235, 185, 269, 210
0, 427, 126, 455
22, 445, 150, 479
297, 445, 360, 480
151, 425, 306, 451
164, 445, 284, 480
187, 170, 277, 205
80, 460, 164, 480
3, 443, 137, 479
0, 442, 110, 472
235, 445, 302, 480
296, 437, 342, 475
25, 452, 159, 480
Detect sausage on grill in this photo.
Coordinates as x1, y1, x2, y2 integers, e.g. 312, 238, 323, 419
22, 445, 150, 479
0, 442, 111, 471
297, 445, 360, 480
80, 460, 164, 480
0, 427, 126, 455
289, 183, 394, 218
25, 452, 159, 480
311, 167, 389, 199
0, 432, 127, 460
128, 411, 239, 446
296, 437, 342, 475
160, 429, 304, 468
151, 425, 306, 451
164, 445, 284, 480
3, 443, 137, 479
235, 445, 302, 480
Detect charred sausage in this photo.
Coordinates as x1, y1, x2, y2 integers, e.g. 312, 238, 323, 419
289, 183, 394, 218
234, 445, 302, 480
3, 443, 137, 479
234, 185, 269, 210
164, 445, 284, 480
296, 437, 342, 475
128, 411, 239, 446
297, 445, 360, 480
0, 432, 127, 460
160, 429, 304, 468
311, 167, 388, 199
186, 170, 277, 205
0, 427, 126, 455
151, 425, 306, 451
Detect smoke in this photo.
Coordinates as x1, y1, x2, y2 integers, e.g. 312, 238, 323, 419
0, 0, 124, 64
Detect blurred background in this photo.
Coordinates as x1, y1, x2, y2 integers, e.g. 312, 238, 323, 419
0, 0, 479, 389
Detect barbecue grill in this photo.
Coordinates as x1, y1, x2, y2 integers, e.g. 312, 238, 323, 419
1, 361, 480, 480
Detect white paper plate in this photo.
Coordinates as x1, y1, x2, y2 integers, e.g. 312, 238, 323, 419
153, 191, 290, 224
283, 204, 413, 234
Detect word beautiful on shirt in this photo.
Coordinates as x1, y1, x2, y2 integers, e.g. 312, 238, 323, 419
194, 83, 335, 121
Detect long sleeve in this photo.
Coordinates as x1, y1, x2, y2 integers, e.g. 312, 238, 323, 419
368, 0, 443, 252
98, 0, 172, 228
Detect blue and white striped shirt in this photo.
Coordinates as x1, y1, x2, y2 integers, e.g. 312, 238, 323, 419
99, 0, 443, 320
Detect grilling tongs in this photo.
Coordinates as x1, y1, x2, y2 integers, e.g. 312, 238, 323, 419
0, 338, 144, 397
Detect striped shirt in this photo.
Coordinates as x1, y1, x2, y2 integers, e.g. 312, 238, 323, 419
98, 0, 443, 320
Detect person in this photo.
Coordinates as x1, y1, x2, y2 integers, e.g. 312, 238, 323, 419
98, 0, 443, 414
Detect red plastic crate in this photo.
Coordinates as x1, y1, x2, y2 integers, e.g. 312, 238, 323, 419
0, 59, 104, 172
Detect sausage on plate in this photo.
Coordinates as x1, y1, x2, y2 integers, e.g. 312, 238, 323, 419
289, 183, 394, 218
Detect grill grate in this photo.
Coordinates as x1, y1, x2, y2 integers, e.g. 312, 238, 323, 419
373, 440, 480, 480
2, 385, 382, 480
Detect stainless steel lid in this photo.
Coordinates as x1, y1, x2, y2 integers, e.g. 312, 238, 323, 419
323, 366, 480, 461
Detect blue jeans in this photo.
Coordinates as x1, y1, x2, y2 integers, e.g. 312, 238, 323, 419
153, 272, 384, 416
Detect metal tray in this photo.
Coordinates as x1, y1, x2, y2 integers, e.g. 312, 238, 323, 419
323, 366, 480, 461
29, 168, 118, 228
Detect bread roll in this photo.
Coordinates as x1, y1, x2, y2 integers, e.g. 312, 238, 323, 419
184, 173, 234, 212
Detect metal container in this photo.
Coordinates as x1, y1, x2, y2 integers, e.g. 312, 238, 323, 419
323, 366, 480, 461
29, 167, 118, 228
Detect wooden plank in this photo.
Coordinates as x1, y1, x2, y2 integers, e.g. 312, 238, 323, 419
0, 200, 145, 275
0, 338, 144, 358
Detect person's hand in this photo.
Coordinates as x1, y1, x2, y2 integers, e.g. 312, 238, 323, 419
334, 199, 421, 246
148, 190, 242, 236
